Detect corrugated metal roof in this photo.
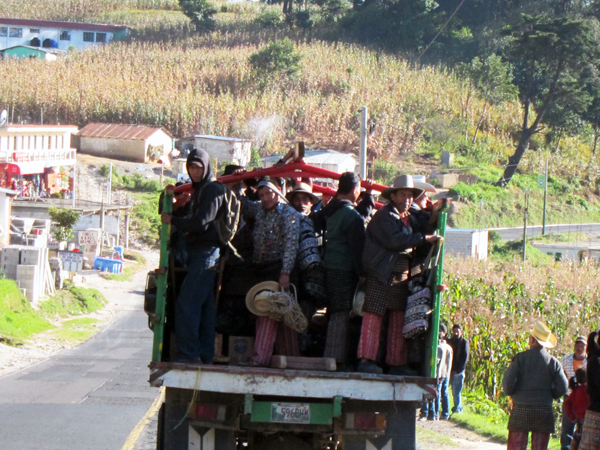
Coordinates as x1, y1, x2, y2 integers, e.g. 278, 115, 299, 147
76, 123, 172, 141
184, 135, 252, 142
0, 17, 129, 32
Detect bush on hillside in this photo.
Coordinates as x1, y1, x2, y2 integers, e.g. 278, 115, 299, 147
255, 9, 283, 28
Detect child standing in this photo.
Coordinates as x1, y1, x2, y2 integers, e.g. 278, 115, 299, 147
564, 368, 590, 450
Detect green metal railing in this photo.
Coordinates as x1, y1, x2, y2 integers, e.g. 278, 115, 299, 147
151, 186, 173, 362
424, 210, 448, 379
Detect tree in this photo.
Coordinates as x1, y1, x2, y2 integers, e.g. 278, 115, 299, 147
462, 55, 518, 144
48, 207, 82, 243
248, 38, 303, 86
179, 0, 217, 32
496, 15, 600, 187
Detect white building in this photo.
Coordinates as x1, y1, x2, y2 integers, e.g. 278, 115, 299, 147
0, 17, 129, 52
445, 229, 488, 260
75, 123, 173, 163
0, 124, 78, 193
262, 150, 358, 174
179, 135, 253, 167
0, 187, 18, 246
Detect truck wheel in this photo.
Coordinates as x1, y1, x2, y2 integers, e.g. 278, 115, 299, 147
253, 433, 312, 450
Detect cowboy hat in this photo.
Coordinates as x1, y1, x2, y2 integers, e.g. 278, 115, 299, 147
285, 182, 320, 204
414, 180, 437, 195
381, 175, 425, 200
245, 281, 281, 317
530, 321, 558, 348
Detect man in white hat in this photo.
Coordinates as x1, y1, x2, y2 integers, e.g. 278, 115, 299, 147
237, 177, 302, 366
502, 321, 569, 450
357, 174, 442, 375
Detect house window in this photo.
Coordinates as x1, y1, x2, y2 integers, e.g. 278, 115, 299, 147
30, 28, 40, 34
0, 27, 7, 37
9, 28, 22, 38
83, 32, 94, 42
59, 30, 70, 41
96, 33, 106, 43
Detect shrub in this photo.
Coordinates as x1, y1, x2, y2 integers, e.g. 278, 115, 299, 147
249, 38, 303, 85
48, 207, 82, 243
255, 8, 282, 28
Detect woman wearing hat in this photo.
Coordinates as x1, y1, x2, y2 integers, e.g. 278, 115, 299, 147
502, 322, 568, 450
357, 175, 443, 375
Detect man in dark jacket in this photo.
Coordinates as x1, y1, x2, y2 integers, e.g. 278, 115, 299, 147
161, 149, 228, 363
448, 324, 469, 414
313, 172, 370, 369
502, 321, 568, 450
357, 175, 442, 375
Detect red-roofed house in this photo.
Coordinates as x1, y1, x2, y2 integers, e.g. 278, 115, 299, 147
75, 123, 173, 163
0, 18, 129, 52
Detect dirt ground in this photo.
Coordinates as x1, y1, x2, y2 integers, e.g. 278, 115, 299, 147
417, 418, 505, 449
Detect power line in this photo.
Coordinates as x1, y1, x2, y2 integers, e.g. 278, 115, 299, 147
417, 0, 468, 63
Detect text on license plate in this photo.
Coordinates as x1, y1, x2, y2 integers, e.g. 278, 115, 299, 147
271, 403, 310, 424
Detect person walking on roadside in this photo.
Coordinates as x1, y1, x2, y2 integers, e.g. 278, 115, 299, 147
160, 149, 229, 364
449, 324, 469, 414
578, 330, 600, 450
502, 321, 568, 450
561, 336, 588, 450
419, 324, 453, 421
564, 369, 590, 450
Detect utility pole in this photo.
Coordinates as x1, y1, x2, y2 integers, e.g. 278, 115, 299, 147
72, 163, 76, 209
522, 189, 530, 262
542, 158, 548, 235
359, 106, 368, 179
107, 162, 112, 206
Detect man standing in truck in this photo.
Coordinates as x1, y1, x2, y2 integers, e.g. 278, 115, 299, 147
160, 149, 229, 364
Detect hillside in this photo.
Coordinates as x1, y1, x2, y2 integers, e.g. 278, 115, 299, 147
1, 0, 600, 231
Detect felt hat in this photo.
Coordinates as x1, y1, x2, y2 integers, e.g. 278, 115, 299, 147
245, 281, 281, 316
285, 182, 319, 204
530, 321, 558, 349
381, 175, 424, 200
414, 180, 437, 195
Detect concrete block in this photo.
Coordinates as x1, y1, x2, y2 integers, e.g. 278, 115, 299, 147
437, 173, 459, 188
17, 265, 40, 302
441, 151, 454, 167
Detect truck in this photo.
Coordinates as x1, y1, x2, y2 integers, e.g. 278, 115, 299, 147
146, 160, 447, 450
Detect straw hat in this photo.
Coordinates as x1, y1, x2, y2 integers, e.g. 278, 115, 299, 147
285, 182, 319, 204
530, 321, 558, 348
381, 175, 425, 200
245, 281, 281, 316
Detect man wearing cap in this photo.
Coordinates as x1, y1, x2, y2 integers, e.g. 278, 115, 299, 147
237, 178, 301, 366
160, 149, 229, 363
357, 174, 442, 375
502, 321, 569, 450
560, 336, 588, 450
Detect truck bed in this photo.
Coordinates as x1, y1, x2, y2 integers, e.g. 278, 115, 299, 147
150, 362, 437, 402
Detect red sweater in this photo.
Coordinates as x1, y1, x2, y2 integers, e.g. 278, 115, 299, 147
565, 384, 591, 423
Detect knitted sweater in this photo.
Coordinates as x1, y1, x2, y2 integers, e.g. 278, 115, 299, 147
502, 347, 568, 406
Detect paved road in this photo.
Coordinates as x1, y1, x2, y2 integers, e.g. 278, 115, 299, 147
0, 264, 159, 450
491, 223, 600, 241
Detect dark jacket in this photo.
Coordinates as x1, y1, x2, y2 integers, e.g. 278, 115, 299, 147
171, 150, 228, 249
587, 356, 600, 413
362, 203, 428, 283
502, 347, 568, 406
449, 336, 469, 374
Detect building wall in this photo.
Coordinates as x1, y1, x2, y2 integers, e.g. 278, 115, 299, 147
79, 136, 146, 162
2, 47, 51, 60
0, 24, 116, 51
445, 229, 488, 260
193, 137, 252, 167
144, 130, 173, 162
0, 127, 77, 152
0, 193, 11, 246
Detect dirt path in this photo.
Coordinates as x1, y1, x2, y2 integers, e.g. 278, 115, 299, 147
0, 250, 158, 378
417, 419, 505, 449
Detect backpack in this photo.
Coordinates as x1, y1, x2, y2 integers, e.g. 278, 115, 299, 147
211, 181, 242, 257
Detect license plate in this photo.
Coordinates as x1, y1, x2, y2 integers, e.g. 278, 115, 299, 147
271, 403, 310, 424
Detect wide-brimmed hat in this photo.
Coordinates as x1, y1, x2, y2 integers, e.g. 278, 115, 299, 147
245, 281, 281, 316
530, 321, 558, 348
414, 180, 437, 195
381, 175, 425, 200
285, 182, 319, 204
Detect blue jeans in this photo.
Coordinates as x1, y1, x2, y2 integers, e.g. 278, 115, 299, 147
436, 377, 450, 418
451, 372, 465, 413
561, 407, 576, 450
420, 401, 435, 420
175, 246, 220, 362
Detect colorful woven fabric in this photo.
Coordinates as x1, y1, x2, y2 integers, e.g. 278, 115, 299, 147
252, 316, 299, 366
386, 310, 407, 366
324, 311, 350, 363
580, 409, 600, 450
507, 431, 551, 450
362, 255, 410, 315
357, 312, 383, 361
508, 403, 555, 434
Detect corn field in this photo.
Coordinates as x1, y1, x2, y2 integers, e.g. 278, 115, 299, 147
443, 256, 600, 403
